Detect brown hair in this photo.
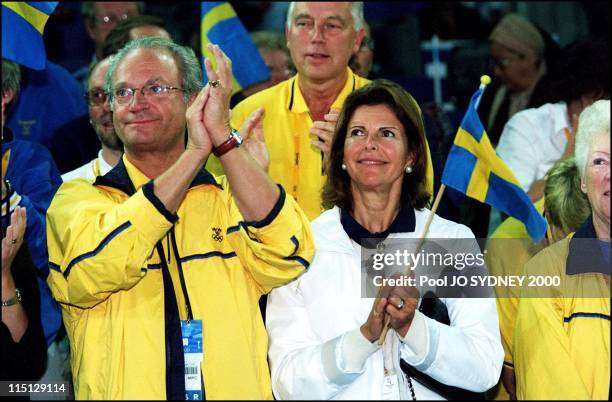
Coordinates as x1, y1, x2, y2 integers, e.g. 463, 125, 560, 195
322, 79, 430, 212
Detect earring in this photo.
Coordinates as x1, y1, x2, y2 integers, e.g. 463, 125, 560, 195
341, 162, 347, 171
405, 165, 413, 174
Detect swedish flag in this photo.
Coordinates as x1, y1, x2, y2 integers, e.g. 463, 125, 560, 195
200, 2, 270, 95
441, 87, 548, 241
2, 2, 58, 70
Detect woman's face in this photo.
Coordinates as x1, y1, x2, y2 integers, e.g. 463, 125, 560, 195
343, 104, 413, 193
490, 42, 540, 93
581, 133, 610, 231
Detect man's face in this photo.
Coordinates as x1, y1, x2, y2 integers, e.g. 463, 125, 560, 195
489, 42, 540, 93
86, 2, 139, 57
87, 58, 122, 151
110, 48, 188, 154
286, 2, 364, 83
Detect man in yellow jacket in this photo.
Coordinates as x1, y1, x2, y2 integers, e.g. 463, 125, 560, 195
46, 37, 314, 400
206, 2, 433, 221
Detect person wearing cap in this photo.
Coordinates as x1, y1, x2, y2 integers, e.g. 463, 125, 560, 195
460, 12, 559, 239
479, 13, 551, 146
496, 36, 610, 202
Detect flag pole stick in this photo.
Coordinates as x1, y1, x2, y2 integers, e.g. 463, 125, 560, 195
376, 75, 492, 345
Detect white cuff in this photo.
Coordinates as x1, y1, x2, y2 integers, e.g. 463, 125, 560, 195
339, 327, 380, 373
398, 310, 428, 365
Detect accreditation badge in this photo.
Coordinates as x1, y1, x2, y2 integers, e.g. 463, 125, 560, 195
181, 320, 203, 400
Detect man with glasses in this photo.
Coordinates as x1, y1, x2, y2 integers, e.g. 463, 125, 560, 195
45, 37, 314, 400
74, 2, 144, 88
52, 14, 171, 175
62, 57, 122, 182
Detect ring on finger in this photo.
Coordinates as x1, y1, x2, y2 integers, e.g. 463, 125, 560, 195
209, 79, 221, 88
397, 298, 405, 309
11, 238, 17, 244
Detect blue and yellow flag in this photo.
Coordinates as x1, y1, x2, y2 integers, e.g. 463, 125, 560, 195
441, 87, 548, 241
2, 2, 58, 70
200, 2, 270, 95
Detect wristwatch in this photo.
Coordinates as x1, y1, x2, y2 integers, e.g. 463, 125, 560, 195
212, 129, 243, 157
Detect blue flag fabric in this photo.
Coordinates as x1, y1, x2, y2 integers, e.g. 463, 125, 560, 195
441, 87, 548, 241
2, 2, 58, 70
200, 2, 270, 95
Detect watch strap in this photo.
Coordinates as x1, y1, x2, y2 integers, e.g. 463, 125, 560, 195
212, 129, 241, 157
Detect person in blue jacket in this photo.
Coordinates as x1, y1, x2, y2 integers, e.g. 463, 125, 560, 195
2, 59, 63, 348
6, 60, 87, 151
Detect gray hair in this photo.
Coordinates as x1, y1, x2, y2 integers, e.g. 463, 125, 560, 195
105, 36, 203, 107
286, 2, 364, 31
574, 99, 610, 177
2, 59, 21, 109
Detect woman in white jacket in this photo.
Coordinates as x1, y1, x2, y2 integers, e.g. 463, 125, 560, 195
266, 79, 503, 400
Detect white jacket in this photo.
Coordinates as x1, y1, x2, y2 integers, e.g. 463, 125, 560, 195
496, 102, 569, 192
267, 207, 503, 400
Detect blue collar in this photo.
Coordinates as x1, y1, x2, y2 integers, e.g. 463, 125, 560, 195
566, 216, 611, 276
93, 157, 221, 196
340, 207, 416, 249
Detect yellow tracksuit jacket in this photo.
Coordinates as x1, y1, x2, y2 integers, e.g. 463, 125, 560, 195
207, 68, 434, 220
46, 156, 314, 400
485, 199, 546, 400
513, 217, 610, 399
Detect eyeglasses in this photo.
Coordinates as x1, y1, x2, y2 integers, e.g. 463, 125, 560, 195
93, 12, 133, 25
110, 84, 185, 105
84, 89, 108, 106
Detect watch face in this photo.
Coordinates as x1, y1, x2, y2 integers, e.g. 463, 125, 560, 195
232, 130, 243, 144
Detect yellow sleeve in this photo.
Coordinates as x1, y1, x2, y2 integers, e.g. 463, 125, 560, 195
485, 237, 533, 366
222, 180, 315, 294
46, 180, 174, 308
513, 249, 590, 399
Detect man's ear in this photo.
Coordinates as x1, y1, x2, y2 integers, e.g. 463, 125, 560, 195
85, 18, 96, 41
2, 88, 15, 106
2, 88, 14, 125
352, 27, 365, 55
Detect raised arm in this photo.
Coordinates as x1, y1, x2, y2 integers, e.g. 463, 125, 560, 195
200, 43, 280, 222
